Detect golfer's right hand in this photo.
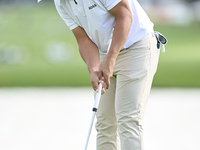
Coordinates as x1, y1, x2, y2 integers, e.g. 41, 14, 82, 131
90, 71, 106, 94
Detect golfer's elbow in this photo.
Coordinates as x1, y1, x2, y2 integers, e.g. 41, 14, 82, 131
124, 8, 133, 24
120, 11, 133, 32
117, 10, 133, 28
127, 12, 133, 26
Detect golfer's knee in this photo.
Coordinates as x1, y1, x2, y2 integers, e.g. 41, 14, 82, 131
96, 120, 117, 134
116, 112, 143, 135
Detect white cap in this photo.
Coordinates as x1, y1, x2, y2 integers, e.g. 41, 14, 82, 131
37, 0, 42, 2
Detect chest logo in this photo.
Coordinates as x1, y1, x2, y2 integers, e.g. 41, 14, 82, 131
88, 4, 97, 10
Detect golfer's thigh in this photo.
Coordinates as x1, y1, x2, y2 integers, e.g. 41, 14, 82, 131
96, 76, 117, 128
115, 47, 152, 120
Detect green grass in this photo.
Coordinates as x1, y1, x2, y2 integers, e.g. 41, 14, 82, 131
153, 24, 200, 87
0, 3, 200, 87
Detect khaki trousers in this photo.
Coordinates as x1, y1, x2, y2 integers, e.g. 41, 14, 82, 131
96, 33, 160, 150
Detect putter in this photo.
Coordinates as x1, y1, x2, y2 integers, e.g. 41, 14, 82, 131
84, 34, 113, 150
84, 83, 102, 150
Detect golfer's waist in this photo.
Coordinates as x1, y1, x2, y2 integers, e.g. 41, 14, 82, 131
99, 47, 128, 54
99, 33, 155, 54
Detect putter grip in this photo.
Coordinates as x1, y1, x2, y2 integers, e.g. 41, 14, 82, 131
92, 83, 102, 112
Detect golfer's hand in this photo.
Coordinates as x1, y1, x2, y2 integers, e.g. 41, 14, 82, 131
90, 71, 106, 94
98, 57, 115, 89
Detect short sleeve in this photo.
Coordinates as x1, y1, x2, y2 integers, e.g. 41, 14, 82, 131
99, 0, 121, 10
54, 1, 78, 30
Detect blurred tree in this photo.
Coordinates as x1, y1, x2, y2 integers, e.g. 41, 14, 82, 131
184, 0, 200, 22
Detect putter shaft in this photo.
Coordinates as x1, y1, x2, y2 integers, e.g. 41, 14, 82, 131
84, 83, 102, 150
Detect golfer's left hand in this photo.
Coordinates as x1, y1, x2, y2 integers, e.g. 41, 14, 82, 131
98, 57, 115, 89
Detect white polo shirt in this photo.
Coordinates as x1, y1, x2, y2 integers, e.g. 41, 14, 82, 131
54, 0, 154, 53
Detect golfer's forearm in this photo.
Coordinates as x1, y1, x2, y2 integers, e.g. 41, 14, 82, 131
107, 16, 132, 61
78, 40, 100, 74
72, 26, 100, 74
107, 0, 133, 61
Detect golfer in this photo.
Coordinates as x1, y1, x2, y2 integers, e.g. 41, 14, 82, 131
54, 0, 161, 149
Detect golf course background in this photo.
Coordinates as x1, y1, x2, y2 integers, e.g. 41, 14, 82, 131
0, 2, 200, 87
